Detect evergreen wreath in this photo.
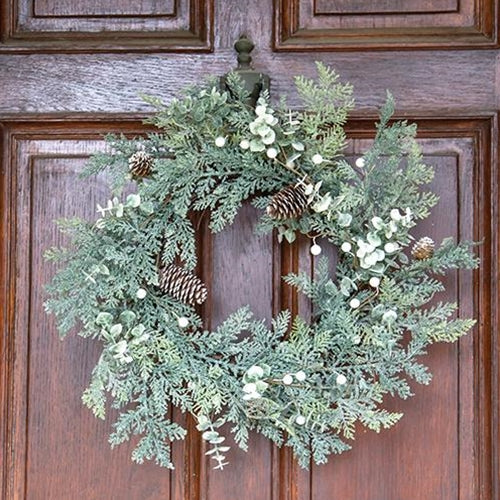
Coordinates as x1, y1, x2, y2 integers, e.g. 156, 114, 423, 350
44, 63, 478, 471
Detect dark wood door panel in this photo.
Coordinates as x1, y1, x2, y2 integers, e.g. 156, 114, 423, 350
204, 204, 276, 500
274, 0, 497, 50
308, 141, 473, 500
7, 136, 174, 499
0, 0, 212, 52
1, 117, 495, 499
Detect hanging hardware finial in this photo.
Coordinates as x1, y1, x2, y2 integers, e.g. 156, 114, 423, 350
234, 35, 254, 70
221, 35, 270, 107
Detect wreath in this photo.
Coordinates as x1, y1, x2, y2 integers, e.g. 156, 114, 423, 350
45, 63, 478, 471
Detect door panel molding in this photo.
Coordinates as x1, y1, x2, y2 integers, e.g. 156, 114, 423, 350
274, 0, 498, 50
0, 0, 213, 53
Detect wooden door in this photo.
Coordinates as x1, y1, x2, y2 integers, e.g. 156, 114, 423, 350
0, 1, 498, 499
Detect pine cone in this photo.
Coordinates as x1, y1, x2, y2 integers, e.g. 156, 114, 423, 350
411, 237, 435, 260
128, 151, 153, 178
266, 184, 308, 220
158, 264, 208, 305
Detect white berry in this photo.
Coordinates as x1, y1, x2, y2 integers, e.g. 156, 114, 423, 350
336, 374, 347, 385
341, 242, 352, 253
349, 298, 360, 309
136, 288, 147, 299
215, 136, 226, 147
312, 154, 323, 165
282, 374, 293, 385
355, 157, 366, 168
266, 147, 278, 159
240, 139, 250, 150
177, 316, 189, 328
369, 277, 380, 288
310, 244, 322, 256
295, 415, 306, 425
295, 370, 306, 382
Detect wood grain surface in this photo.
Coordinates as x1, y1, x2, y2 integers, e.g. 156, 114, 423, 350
314, 0, 459, 15
33, 0, 176, 17
0, 1, 498, 499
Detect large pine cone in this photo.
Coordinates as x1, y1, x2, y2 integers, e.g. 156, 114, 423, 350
266, 184, 308, 220
158, 264, 208, 305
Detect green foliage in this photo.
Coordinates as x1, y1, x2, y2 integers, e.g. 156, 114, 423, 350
44, 66, 478, 471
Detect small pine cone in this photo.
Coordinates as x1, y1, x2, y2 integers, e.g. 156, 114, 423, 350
411, 237, 435, 260
128, 151, 154, 178
266, 184, 308, 220
158, 264, 208, 305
